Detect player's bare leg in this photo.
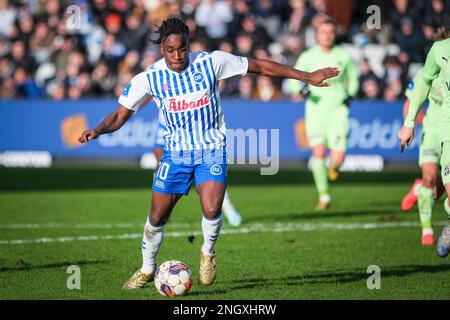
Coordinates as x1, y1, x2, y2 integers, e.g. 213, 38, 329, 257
328, 149, 345, 182
418, 162, 438, 245
197, 181, 225, 285
311, 144, 330, 211
122, 191, 182, 289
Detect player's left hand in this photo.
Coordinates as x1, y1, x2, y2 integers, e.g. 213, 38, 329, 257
307, 68, 340, 87
398, 126, 414, 153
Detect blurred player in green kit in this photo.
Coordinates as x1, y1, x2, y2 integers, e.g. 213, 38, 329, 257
398, 21, 450, 257
287, 19, 359, 210
400, 66, 445, 245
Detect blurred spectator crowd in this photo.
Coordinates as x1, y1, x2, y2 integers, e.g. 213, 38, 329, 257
0, 0, 449, 101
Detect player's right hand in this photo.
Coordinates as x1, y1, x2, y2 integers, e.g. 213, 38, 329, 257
398, 126, 414, 153
307, 67, 340, 87
78, 129, 99, 143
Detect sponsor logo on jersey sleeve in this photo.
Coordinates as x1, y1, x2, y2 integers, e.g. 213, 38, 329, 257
122, 83, 131, 97
234, 56, 245, 65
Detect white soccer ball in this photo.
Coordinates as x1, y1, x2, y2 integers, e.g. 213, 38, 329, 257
154, 260, 193, 297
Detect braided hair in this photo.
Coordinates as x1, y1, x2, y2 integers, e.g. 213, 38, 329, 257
150, 18, 190, 45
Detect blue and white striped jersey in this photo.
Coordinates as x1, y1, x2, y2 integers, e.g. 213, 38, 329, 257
155, 109, 166, 148
118, 51, 248, 151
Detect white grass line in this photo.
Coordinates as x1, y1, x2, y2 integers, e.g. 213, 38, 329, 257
0, 221, 447, 245
0, 222, 192, 229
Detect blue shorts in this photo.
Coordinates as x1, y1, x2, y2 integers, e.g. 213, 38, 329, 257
152, 148, 227, 195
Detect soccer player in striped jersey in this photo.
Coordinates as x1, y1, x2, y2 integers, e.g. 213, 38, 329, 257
398, 22, 450, 258
154, 110, 243, 227
78, 18, 339, 289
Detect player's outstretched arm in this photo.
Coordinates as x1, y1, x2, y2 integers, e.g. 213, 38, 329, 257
398, 42, 441, 153
247, 58, 340, 87
78, 105, 133, 143
402, 99, 410, 121
404, 43, 440, 129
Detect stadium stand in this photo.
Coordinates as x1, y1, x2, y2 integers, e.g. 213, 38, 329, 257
0, 0, 448, 101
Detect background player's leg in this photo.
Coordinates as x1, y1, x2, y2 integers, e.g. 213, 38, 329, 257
418, 162, 438, 244
401, 126, 441, 211
401, 178, 423, 211
311, 144, 330, 210
222, 190, 243, 227
329, 150, 345, 168
437, 142, 450, 257
435, 177, 445, 200
327, 109, 349, 182
329, 149, 346, 181
444, 184, 450, 219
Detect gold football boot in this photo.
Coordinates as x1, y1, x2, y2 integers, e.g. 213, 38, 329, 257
199, 251, 216, 285
122, 269, 154, 290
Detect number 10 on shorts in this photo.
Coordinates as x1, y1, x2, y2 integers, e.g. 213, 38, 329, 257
156, 163, 170, 181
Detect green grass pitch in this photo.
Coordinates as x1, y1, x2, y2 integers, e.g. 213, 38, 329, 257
0, 168, 449, 300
